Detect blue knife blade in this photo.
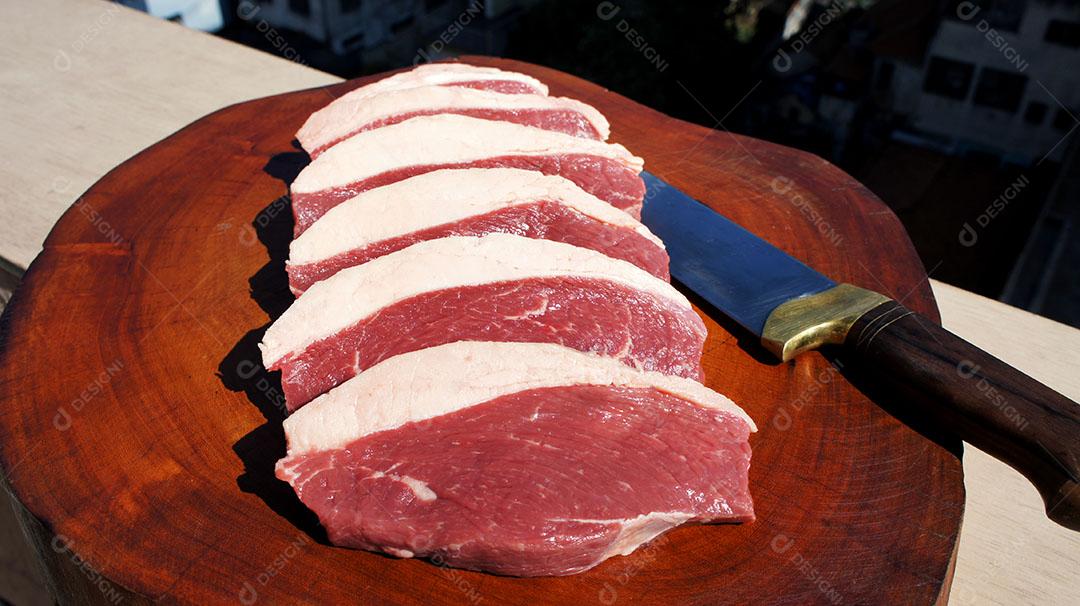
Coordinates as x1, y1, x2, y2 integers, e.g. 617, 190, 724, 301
639, 177, 1080, 530
639, 171, 836, 337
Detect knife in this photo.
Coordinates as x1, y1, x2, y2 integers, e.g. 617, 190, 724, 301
640, 171, 1080, 531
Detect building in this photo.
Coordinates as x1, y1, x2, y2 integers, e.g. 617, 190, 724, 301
878, 0, 1080, 165
242, 0, 538, 59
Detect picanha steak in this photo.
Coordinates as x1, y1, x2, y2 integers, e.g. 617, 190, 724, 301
263, 61, 756, 579
289, 114, 646, 235
261, 234, 705, 411
299, 86, 609, 158
297, 63, 549, 151
287, 168, 668, 294
276, 341, 756, 576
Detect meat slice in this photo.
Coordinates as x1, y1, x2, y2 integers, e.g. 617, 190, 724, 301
322, 63, 548, 104
276, 341, 755, 576
298, 87, 609, 158
289, 115, 645, 235
288, 168, 668, 294
260, 234, 705, 411
297, 63, 546, 155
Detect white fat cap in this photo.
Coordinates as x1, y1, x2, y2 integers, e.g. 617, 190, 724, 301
298, 86, 608, 152
289, 168, 662, 266
282, 341, 756, 456
291, 114, 643, 195
262, 233, 690, 365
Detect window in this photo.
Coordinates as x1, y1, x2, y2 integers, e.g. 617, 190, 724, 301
947, 0, 1024, 32
972, 67, 1027, 112
1053, 108, 1076, 132
1024, 102, 1048, 125
390, 16, 415, 34
341, 31, 365, 50
876, 61, 895, 92
984, 0, 1024, 31
288, 0, 310, 17
1045, 20, 1080, 48
964, 149, 1000, 164
923, 56, 975, 100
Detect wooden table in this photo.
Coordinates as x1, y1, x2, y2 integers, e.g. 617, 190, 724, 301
0, 1, 1076, 604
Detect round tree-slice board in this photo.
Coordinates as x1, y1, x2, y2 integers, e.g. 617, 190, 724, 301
0, 58, 963, 605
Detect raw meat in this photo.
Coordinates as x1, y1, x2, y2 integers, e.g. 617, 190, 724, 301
298, 87, 609, 157
260, 234, 705, 411
277, 341, 755, 576
315, 63, 547, 105
297, 63, 546, 155
289, 115, 645, 235
288, 168, 668, 294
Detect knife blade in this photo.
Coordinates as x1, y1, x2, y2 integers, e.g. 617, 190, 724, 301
640, 170, 1080, 531
640, 172, 836, 338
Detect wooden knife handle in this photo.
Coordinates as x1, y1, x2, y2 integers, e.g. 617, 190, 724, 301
845, 300, 1080, 531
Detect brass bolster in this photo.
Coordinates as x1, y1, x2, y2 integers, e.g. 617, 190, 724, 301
760, 283, 891, 361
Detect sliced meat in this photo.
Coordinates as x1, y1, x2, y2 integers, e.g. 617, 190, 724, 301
289, 115, 645, 235
260, 234, 705, 411
288, 168, 668, 294
299, 87, 609, 158
298, 63, 546, 155
320, 63, 547, 104
277, 341, 755, 576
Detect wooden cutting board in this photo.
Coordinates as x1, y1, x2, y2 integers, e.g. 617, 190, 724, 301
0, 57, 963, 605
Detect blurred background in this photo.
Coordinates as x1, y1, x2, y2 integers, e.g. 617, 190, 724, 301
0, 3, 1076, 605
120, 0, 1079, 329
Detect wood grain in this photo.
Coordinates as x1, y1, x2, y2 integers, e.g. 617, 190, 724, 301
931, 282, 1080, 606
845, 301, 1080, 529
0, 58, 963, 605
